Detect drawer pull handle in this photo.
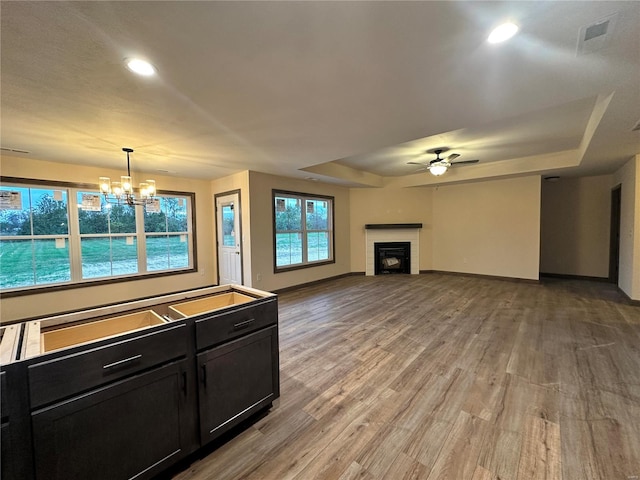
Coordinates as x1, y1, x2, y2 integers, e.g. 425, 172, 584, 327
102, 354, 143, 370
233, 318, 255, 331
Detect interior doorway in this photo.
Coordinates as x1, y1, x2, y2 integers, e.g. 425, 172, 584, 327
215, 191, 243, 285
609, 185, 621, 284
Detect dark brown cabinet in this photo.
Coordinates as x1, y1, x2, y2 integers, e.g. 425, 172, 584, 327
32, 359, 191, 480
27, 322, 193, 480
198, 325, 279, 445
1, 287, 279, 480
1, 364, 32, 480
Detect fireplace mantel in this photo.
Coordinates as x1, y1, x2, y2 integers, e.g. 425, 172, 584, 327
365, 223, 423, 230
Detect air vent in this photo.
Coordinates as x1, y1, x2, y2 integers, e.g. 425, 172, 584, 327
0, 147, 30, 154
577, 13, 618, 56
584, 21, 609, 41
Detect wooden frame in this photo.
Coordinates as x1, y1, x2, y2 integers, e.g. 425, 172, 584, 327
169, 292, 254, 319
39, 310, 166, 353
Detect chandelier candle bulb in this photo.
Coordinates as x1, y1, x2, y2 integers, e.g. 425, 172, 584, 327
121, 175, 133, 194
146, 180, 156, 196
111, 181, 123, 197
99, 177, 111, 194
139, 182, 149, 198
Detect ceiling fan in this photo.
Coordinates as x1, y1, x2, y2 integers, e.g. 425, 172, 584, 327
408, 148, 479, 176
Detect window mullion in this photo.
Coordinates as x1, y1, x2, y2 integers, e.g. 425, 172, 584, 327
301, 199, 308, 264
136, 204, 147, 273
68, 188, 83, 281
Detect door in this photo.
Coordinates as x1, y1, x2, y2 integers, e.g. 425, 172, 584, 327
216, 192, 242, 285
609, 186, 621, 284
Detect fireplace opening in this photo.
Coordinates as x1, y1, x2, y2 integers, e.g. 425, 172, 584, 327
374, 242, 410, 275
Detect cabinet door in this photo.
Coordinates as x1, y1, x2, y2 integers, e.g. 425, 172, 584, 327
198, 326, 278, 445
1, 365, 33, 480
32, 360, 189, 480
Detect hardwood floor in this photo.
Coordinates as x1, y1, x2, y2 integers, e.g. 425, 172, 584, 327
172, 274, 640, 480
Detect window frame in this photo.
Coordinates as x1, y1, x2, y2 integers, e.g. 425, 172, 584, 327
0, 176, 198, 298
272, 189, 335, 273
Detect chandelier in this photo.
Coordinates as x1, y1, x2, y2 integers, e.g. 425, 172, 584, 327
99, 148, 156, 207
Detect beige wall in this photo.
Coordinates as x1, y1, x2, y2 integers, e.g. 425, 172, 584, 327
349, 186, 433, 272
432, 176, 541, 280
613, 155, 640, 300
247, 171, 351, 291
0, 155, 216, 322
211, 171, 251, 286
540, 175, 612, 278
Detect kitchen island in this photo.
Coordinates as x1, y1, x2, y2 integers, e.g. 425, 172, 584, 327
1, 285, 279, 480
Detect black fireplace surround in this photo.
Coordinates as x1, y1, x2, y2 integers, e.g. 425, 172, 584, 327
374, 242, 410, 274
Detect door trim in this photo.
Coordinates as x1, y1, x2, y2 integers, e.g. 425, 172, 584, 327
214, 189, 243, 285
609, 185, 621, 284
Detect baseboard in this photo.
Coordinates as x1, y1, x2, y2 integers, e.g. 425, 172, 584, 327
421, 270, 540, 284
616, 287, 640, 306
540, 272, 610, 282
272, 272, 361, 294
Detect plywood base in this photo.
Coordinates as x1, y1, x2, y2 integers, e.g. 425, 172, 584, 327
0, 324, 20, 363
41, 310, 166, 353
169, 292, 254, 318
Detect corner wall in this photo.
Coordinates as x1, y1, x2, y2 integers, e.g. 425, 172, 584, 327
540, 175, 612, 278
0, 155, 216, 322
613, 155, 640, 300
432, 175, 541, 280
247, 171, 351, 292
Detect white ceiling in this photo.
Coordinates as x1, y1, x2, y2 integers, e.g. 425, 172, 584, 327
1, 1, 639, 187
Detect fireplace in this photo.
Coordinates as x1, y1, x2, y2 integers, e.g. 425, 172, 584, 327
375, 242, 411, 275
365, 224, 421, 276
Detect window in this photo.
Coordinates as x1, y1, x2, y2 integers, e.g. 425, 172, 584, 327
0, 186, 71, 289
273, 190, 334, 271
144, 197, 190, 271
77, 192, 139, 279
0, 178, 196, 294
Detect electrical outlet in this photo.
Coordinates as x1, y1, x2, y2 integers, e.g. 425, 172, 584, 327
256, 273, 262, 282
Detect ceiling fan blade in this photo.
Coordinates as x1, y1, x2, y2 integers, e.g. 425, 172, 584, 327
446, 153, 460, 161
450, 159, 479, 166
407, 161, 427, 165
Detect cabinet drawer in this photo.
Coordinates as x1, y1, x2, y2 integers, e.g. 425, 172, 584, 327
28, 323, 188, 409
195, 299, 277, 350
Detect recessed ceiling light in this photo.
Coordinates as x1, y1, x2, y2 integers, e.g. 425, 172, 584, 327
126, 58, 156, 76
488, 22, 519, 44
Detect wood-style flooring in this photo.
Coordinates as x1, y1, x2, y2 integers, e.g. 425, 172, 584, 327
172, 273, 640, 480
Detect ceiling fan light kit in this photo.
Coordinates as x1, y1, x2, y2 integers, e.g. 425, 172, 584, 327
429, 164, 448, 176
407, 148, 479, 176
